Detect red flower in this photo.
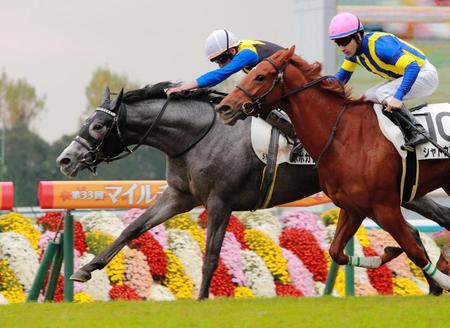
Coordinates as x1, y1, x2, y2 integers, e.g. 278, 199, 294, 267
210, 259, 235, 297
198, 211, 248, 249
109, 285, 140, 301
226, 215, 249, 249
42, 274, 64, 302
363, 246, 393, 295
275, 281, 303, 297
198, 210, 208, 229
129, 231, 167, 278
280, 228, 328, 282
37, 212, 64, 231
37, 212, 87, 255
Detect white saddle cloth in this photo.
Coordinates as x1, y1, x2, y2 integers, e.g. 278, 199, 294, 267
373, 103, 450, 160
250, 117, 315, 165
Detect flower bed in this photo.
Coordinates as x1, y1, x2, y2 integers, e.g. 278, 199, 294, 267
0, 207, 445, 304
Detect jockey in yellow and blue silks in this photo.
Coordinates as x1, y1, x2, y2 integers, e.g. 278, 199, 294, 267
166, 30, 283, 94
166, 30, 303, 160
329, 12, 438, 150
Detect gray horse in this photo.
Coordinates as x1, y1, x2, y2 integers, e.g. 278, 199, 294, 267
57, 82, 450, 298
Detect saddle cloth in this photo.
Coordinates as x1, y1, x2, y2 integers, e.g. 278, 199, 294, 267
373, 103, 450, 160
250, 116, 315, 165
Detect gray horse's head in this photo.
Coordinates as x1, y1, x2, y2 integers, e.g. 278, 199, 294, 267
56, 87, 124, 177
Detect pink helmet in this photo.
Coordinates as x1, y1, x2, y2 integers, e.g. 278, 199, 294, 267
329, 12, 364, 40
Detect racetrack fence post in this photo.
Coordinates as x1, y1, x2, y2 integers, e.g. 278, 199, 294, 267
323, 237, 355, 296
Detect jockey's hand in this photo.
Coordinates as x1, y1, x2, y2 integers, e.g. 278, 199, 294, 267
165, 87, 184, 96
384, 98, 403, 112
165, 80, 199, 96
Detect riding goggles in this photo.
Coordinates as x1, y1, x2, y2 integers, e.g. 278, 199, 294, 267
334, 35, 353, 47
211, 52, 231, 65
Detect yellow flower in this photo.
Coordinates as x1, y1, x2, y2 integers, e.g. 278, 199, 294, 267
105, 251, 125, 285
234, 286, 255, 299
244, 229, 290, 284
355, 226, 370, 247
74, 292, 94, 303
407, 258, 427, 283
162, 250, 193, 299
393, 277, 423, 296
320, 208, 340, 226
0, 212, 41, 251
165, 213, 205, 252
0, 260, 26, 304
85, 231, 114, 256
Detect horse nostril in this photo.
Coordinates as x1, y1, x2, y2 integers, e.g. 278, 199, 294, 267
59, 157, 71, 166
216, 104, 231, 113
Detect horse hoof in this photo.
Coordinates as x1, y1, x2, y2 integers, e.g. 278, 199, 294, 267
383, 246, 403, 262
70, 269, 91, 282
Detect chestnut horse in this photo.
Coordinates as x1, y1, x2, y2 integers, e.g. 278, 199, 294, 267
216, 46, 450, 290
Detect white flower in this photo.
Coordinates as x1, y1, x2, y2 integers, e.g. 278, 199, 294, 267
352, 237, 372, 287
79, 253, 111, 301
0, 293, 8, 305
149, 284, 176, 301
325, 225, 337, 245
79, 211, 125, 237
238, 210, 281, 243
419, 232, 441, 264
241, 250, 276, 297
0, 232, 39, 290
167, 229, 202, 292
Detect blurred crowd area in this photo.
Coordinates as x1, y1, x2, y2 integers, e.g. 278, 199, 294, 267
341, 0, 450, 39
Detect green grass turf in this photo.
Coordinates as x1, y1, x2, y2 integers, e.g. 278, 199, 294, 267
0, 296, 449, 328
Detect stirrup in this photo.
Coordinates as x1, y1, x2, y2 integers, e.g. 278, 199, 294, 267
289, 142, 303, 162
400, 144, 415, 152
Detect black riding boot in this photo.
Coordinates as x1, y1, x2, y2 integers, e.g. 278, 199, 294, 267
393, 105, 431, 151
289, 138, 303, 162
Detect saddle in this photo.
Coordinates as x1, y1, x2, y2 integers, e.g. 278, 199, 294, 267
264, 109, 303, 162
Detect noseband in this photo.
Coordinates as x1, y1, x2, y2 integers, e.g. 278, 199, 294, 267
74, 106, 125, 174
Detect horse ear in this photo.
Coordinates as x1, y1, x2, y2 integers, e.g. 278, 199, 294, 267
111, 88, 124, 112
287, 45, 296, 58
101, 87, 111, 108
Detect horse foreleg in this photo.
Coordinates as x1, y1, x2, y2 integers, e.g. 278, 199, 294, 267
375, 204, 450, 290
404, 196, 450, 230
198, 200, 231, 300
329, 209, 364, 265
71, 187, 197, 282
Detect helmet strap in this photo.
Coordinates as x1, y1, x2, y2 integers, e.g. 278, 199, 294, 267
223, 29, 234, 61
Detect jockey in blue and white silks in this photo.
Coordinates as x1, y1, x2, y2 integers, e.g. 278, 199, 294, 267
329, 12, 438, 150
166, 30, 283, 94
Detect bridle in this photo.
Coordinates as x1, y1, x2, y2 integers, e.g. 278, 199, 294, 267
74, 104, 128, 174
234, 56, 348, 168
74, 97, 217, 175
236, 57, 338, 116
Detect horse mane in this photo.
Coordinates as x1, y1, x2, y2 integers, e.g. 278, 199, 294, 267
289, 54, 358, 102
123, 81, 224, 104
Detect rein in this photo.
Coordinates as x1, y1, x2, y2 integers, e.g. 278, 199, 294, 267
76, 96, 217, 173
105, 96, 174, 162
236, 57, 348, 168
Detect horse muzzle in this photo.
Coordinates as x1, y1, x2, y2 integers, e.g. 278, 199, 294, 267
215, 104, 249, 126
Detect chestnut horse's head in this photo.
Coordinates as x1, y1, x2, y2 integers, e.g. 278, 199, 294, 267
216, 46, 297, 125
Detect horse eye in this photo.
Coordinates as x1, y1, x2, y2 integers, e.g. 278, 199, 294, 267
92, 124, 103, 131
255, 74, 265, 82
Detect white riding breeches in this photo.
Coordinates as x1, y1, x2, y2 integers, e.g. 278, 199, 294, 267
363, 60, 439, 104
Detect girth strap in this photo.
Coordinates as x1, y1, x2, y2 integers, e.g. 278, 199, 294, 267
255, 127, 280, 210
